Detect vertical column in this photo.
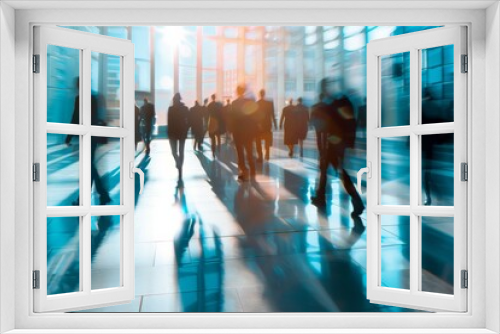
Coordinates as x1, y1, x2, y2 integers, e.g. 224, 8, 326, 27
216, 27, 224, 98
316, 27, 325, 91
277, 27, 286, 118
257, 27, 265, 92
339, 27, 346, 92
150, 27, 156, 104
173, 43, 180, 94
296, 30, 305, 99
196, 27, 203, 103
237, 26, 246, 85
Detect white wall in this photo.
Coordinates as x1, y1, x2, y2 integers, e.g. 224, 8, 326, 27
0, 2, 16, 334
485, 2, 500, 333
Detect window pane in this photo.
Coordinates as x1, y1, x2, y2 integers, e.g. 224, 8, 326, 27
421, 216, 454, 294
421, 133, 454, 206
381, 52, 410, 127
91, 215, 121, 290
381, 137, 410, 205
47, 216, 80, 295
421, 45, 454, 124
91, 52, 121, 127
91, 137, 121, 206
380, 215, 410, 290
47, 133, 80, 206
47, 45, 80, 124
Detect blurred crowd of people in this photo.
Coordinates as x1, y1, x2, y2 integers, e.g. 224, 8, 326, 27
134, 78, 365, 218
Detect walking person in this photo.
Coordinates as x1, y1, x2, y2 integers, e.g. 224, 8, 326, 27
135, 102, 141, 150
279, 98, 298, 158
311, 82, 364, 217
231, 85, 257, 181
207, 94, 224, 158
255, 89, 277, 162
221, 98, 232, 143
295, 97, 310, 157
67, 77, 110, 205
168, 93, 190, 184
141, 97, 156, 155
189, 100, 205, 151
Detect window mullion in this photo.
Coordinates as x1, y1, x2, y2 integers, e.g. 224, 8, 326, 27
409, 47, 420, 295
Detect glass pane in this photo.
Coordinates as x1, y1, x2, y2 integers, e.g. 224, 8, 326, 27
91, 52, 121, 127
421, 45, 454, 124
91, 215, 121, 290
381, 137, 410, 205
47, 216, 80, 295
421, 216, 454, 294
380, 52, 410, 126
380, 215, 410, 290
47, 45, 80, 124
47, 133, 80, 206
91, 137, 120, 206
381, 52, 410, 127
421, 133, 454, 206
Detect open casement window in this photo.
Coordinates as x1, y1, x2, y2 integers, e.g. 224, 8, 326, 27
33, 26, 142, 312
361, 26, 467, 312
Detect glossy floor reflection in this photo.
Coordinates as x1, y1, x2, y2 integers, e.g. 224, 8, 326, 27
49, 133, 453, 312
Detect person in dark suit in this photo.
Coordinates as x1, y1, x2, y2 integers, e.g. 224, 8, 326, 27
295, 97, 310, 158
168, 93, 190, 183
207, 94, 224, 158
135, 102, 141, 150
189, 100, 205, 151
310, 93, 329, 155
66, 77, 110, 205
254, 89, 277, 162
279, 98, 298, 158
221, 98, 233, 143
140, 97, 156, 155
231, 85, 257, 181
311, 84, 364, 217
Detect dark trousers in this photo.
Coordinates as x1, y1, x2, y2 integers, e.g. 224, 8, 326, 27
255, 132, 272, 159
210, 133, 221, 155
317, 145, 362, 207
235, 139, 255, 176
143, 126, 153, 152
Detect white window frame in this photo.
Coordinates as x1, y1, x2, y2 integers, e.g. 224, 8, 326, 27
1, 2, 498, 334
33, 25, 136, 312
365, 26, 467, 312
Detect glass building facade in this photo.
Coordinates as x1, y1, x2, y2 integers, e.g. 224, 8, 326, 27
52, 26, 450, 131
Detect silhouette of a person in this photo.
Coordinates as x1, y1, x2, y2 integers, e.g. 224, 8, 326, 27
66, 77, 111, 205
140, 97, 155, 155
167, 93, 190, 183
189, 100, 205, 151
295, 97, 310, 157
280, 98, 298, 158
231, 84, 257, 181
311, 80, 364, 217
207, 94, 224, 158
255, 89, 277, 162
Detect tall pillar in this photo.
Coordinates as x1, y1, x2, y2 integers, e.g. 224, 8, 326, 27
277, 27, 286, 118
173, 43, 179, 94
316, 27, 325, 93
150, 26, 155, 103
196, 27, 203, 103
296, 30, 305, 99
216, 27, 224, 99
237, 26, 246, 86
257, 27, 265, 93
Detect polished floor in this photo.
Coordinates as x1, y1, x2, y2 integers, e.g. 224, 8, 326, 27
46, 131, 453, 312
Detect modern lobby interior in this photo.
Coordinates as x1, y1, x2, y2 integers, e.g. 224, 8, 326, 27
45, 25, 455, 313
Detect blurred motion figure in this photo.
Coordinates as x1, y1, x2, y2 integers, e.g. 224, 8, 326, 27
168, 93, 190, 183
255, 89, 277, 162
140, 97, 156, 155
